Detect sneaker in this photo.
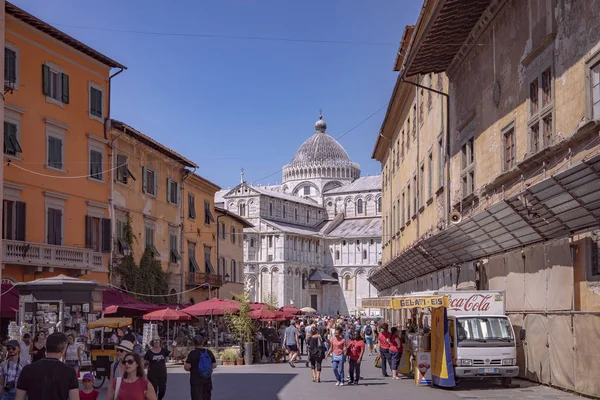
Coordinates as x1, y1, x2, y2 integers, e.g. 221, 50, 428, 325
340, 382, 344, 386
335, 382, 340, 386
348, 380, 354, 385
289, 361, 296, 368
354, 381, 359, 385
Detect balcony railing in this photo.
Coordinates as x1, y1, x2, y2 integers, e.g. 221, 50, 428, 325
186, 273, 223, 288
3, 240, 105, 272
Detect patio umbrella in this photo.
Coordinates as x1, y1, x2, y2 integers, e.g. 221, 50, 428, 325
249, 307, 277, 321
280, 306, 302, 315
273, 311, 295, 321
143, 308, 192, 347
300, 307, 317, 314
182, 298, 240, 316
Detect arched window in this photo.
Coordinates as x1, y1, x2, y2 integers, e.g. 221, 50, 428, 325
357, 199, 364, 214
231, 260, 237, 282
335, 250, 340, 260
269, 202, 273, 216
250, 238, 255, 247
377, 197, 382, 213
239, 203, 246, 216
344, 275, 352, 291
363, 250, 367, 259
306, 210, 310, 223
302, 273, 307, 289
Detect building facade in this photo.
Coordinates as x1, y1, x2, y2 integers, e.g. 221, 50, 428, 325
217, 116, 382, 315
371, 1, 600, 397
183, 173, 220, 304
2, 2, 124, 284
110, 120, 197, 298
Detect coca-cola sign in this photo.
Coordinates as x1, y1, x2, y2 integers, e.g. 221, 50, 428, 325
446, 292, 504, 316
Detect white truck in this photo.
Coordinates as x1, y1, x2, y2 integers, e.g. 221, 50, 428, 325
443, 290, 519, 386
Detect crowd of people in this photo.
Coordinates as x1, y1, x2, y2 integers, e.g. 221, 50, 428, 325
278, 316, 406, 387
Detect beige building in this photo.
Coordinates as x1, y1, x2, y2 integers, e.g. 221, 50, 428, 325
215, 206, 253, 300
371, 1, 600, 397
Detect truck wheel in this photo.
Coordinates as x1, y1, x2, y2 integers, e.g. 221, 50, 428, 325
501, 377, 512, 387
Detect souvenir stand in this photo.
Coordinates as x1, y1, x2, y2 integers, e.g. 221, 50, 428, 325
15, 275, 104, 364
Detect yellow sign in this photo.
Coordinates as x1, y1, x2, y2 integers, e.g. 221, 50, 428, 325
361, 298, 393, 309
392, 295, 449, 309
431, 307, 447, 379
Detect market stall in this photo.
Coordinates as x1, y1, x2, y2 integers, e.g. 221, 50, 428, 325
142, 308, 193, 360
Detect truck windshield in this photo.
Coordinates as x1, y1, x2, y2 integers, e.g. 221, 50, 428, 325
456, 317, 514, 346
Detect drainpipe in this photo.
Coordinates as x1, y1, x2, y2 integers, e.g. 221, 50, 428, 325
378, 133, 393, 258
181, 168, 195, 303
105, 68, 124, 140
216, 213, 226, 299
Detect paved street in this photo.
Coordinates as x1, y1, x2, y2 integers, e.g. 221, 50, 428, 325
96, 356, 578, 400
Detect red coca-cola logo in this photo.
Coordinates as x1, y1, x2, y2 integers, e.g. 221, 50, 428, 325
448, 294, 492, 312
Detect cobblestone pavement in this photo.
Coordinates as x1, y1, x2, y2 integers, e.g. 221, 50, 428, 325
96, 355, 579, 399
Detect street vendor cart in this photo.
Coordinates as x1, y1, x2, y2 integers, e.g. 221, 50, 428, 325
87, 317, 132, 388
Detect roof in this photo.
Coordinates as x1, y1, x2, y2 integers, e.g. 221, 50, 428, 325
262, 218, 321, 236
323, 176, 381, 195
393, 25, 415, 71
215, 206, 254, 228
220, 184, 322, 208
309, 270, 338, 283
111, 120, 198, 168
188, 173, 221, 192
6, 2, 125, 69
324, 218, 381, 238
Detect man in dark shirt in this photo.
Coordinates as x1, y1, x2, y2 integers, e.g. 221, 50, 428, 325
184, 335, 216, 400
16, 332, 78, 400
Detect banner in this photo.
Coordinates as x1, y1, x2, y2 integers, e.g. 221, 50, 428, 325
431, 307, 455, 387
392, 295, 449, 309
361, 297, 393, 309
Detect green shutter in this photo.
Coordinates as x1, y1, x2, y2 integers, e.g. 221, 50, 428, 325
153, 170, 158, 196
42, 64, 50, 96
167, 178, 171, 202
142, 166, 147, 193
61, 73, 69, 104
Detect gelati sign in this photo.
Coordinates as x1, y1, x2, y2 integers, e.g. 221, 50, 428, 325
392, 296, 449, 309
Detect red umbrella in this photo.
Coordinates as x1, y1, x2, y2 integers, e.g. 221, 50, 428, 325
273, 311, 295, 321
182, 298, 240, 316
250, 302, 267, 310
249, 307, 277, 321
142, 308, 192, 321
280, 306, 302, 315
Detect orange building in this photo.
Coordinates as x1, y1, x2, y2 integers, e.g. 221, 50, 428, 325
2, 3, 125, 284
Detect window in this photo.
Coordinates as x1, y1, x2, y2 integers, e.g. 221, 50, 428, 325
413, 174, 418, 214
231, 226, 236, 244
85, 216, 110, 253
396, 140, 400, 165
283, 205, 286, 218
89, 150, 103, 181
4, 121, 22, 156
231, 260, 237, 282
401, 192, 405, 226
250, 238, 255, 247
188, 242, 200, 273
407, 184, 411, 218
419, 163, 424, 208
503, 124, 516, 171
438, 135, 444, 190
306, 210, 310, 223
528, 64, 554, 152
342, 240, 346, 246
427, 152, 433, 199
419, 87, 424, 123
356, 239, 360, 246
268, 236, 273, 247
392, 204, 396, 234
89, 83, 103, 119
269, 202, 273, 216
335, 250, 340, 260
46, 207, 63, 245
5, 45, 18, 89
142, 167, 158, 196
169, 234, 182, 263
2, 200, 26, 241
47, 135, 63, 170
377, 197, 382, 213
204, 246, 215, 273
294, 208, 298, 221
220, 222, 226, 239
400, 130, 405, 158
591, 62, 600, 119
303, 186, 310, 195
116, 154, 135, 184
370, 239, 374, 245
144, 225, 160, 256
164, 179, 178, 204
357, 199, 363, 215
204, 200, 214, 225
363, 249, 367, 259
412, 104, 417, 138
188, 193, 196, 219
239, 203, 246, 216
461, 137, 475, 197
406, 118, 411, 150
218, 257, 226, 277
116, 217, 130, 255
42, 64, 69, 104
344, 275, 352, 291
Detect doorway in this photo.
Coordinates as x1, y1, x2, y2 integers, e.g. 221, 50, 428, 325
311, 295, 318, 310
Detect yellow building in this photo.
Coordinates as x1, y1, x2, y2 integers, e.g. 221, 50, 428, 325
109, 120, 197, 299
2, 2, 125, 283
215, 206, 253, 301
182, 173, 220, 304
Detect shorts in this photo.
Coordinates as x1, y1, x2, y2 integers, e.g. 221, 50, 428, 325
389, 350, 400, 370
365, 337, 373, 345
65, 360, 79, 369
286, 344, 299, 352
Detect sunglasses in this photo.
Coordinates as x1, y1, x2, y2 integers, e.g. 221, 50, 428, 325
6, 347, 16, 351
121, 359, 136, 365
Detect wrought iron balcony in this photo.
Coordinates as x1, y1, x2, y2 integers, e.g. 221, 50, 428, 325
3, 240, 106, 273
186, 272, 223, 288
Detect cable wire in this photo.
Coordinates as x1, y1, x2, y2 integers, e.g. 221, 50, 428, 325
105, 282, 222, 298
8, 161, 127, 179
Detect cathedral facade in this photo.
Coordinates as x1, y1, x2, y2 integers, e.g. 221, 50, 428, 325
215, 116, 382, 315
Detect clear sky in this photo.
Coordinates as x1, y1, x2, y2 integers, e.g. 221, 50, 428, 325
13, 0, 422, 189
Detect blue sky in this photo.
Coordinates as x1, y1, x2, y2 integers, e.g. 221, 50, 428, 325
14, 0, 422, 189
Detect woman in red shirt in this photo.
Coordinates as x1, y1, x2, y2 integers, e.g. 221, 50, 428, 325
327, 327, 347, 386
346, 332, 365, 385
377, 323, 392, 377
389, 327, 403, 379
105, 353, 158, 400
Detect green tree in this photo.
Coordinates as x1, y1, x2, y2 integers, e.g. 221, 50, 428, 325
264, 293, 279, 309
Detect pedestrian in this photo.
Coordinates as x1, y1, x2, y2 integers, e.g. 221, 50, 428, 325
64, 334, 82, 377
372, 322, 380, 353
184, 335, 217, 400
144, 339, 170, 400
29, 332, 45, 364
79, 373, 99, 400
307, 327, 326, 383
298, 322, 306, 356
0, 340, 22, 400
347, 331, 365, 385
122, 327, 136, 344
389, 327, 403, 380
282, 320, 300, 368
327, 327, 347, 386
363, 322, 375, 356
15, 332, 79, 400
378, 323, 392, 377
110, 340, 134, 382
105, 353, 157, 400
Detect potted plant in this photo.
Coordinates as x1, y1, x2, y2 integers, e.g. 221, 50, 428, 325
236, 355, 244, 366
221, 348, 238, 366
210, 348, 223, 366
225, 291, 257, 365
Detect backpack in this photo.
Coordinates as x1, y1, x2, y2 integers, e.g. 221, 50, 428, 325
365, 325, 373, 336
197, 349, 213, 379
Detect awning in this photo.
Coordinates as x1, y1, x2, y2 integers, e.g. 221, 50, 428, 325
308, 270, 338, 283
370, 152, 600, 291
0, 284, 19, 318
392, 295, 448, 310
361, 297, 394, 309
102, 288, 162, 314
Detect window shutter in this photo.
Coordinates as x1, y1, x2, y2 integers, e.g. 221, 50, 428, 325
85, 216, 92, 248
15, 201, 26, 241
55, 209, 62, 245
176, 182, 181, 205
190, 195, 196, 219
57, 139, 63, 169
153, 171, 158, 196
61, 73, 70, 104
142, 166, 147, 193
102, 218, 111, 253
47, 208, 55, 244
166, 178, 171, 203
42, 64, 50, 96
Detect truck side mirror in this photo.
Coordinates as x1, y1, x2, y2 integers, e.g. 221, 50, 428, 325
519, 329, 526, 341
